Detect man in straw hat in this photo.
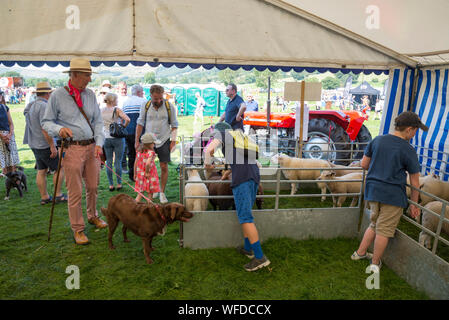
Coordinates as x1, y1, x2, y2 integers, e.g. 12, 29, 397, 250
42, 58, 107, 245
24, 82, 67, 205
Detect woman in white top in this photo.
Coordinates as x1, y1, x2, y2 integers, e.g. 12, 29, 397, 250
101, 93, 130, 191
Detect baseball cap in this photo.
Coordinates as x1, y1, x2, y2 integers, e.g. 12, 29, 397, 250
394, 111, 428, 131
141, 132, 161, 144
214, 122, 232, 132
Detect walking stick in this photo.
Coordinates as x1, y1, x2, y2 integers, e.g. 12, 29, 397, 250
48, 139, 66, 242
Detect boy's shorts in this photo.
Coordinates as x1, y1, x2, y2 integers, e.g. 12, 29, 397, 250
368, 201, 404, 238
232, 179, 258, 224
154, 139, 171, 163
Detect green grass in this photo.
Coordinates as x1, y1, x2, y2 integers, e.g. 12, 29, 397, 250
0, 102, 429, 299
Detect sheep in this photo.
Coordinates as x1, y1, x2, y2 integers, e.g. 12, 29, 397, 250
206, 169, 235, 210
418, 201, 449, 249
419, 178, 449, 206
405, 173, 439, 200
317, 170, 364, 207
185, 170, 209, 211
270, 153, 331, 199
328, 162, 364, 177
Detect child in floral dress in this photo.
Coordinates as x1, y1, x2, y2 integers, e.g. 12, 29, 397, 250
134, 133, 161, 203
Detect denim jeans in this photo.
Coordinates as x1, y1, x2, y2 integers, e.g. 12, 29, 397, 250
104, 137, 124, 186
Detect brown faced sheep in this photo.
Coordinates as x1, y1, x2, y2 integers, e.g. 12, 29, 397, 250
317, 170, 364, 207
418, 201, 449, 249
271, 153, 331, 200
205, 169, 235, 210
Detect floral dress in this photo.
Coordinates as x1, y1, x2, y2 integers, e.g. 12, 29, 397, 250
135, 149, 160, 193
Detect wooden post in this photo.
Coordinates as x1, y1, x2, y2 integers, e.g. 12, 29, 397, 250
298, 81, 305, 158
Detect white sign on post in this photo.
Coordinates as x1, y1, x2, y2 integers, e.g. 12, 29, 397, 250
295, 104, 309, 140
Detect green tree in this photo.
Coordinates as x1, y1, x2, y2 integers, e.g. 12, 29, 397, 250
291, 71, 306, 81
218, 69, 237, 86
0, 71, 21, 77
306, 77, 320, 83
144, 72, 156, 84
254, 70, 281, 89
322, 76, 341, 90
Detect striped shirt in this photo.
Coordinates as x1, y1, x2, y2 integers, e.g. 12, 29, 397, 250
122, 95, 147, 136
42, 87, 105, 147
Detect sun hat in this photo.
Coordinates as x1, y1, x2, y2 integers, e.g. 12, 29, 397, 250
33, 81, 52, 93
395, 111, 428, 131
99, 86, 110, 94
101, 79, 112, 88
141, 132, 161, 145
63, 58, 97, 74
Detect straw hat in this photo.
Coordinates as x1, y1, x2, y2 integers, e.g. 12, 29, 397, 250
33, 81, 52, 93
141, 133, 161, 145
63, 58, 97, 74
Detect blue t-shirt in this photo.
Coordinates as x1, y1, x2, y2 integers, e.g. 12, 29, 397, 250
214, 130, 260, 188
246, 100, 258, 112
0, 104, 10, 131
364, 134, 420, 208
225, 95, 245, 130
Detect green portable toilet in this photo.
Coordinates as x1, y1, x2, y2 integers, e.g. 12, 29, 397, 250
218, 91, 229, 116
172, 86, 186, 115
186, 87, 201, 115
202, 87, 219, 116
143, 87, 151, 100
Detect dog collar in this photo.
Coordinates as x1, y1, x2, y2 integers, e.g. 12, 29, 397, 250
154, 204, 166, 224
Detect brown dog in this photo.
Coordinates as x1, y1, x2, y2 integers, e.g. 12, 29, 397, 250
101, 194, 193, 264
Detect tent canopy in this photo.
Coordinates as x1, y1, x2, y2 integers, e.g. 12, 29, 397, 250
0, 0, 422, 73
349, 81, 381, 95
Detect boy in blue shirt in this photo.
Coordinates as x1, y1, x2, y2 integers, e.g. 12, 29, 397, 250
352, 111, 427, 272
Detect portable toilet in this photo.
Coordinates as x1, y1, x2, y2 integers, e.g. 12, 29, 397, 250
186, 87, 201, 115
172, 86, 186, 115
202, 87, 219, 116
143, 87, 151, 100
218, 91, 229, 116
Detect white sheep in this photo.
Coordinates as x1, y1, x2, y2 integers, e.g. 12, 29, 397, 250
328, 162, 363, 177
405, 173, 439, 199
185, 170, 209, 211
418, 201, 449, 249
419, 178, 449, 206
317, 170, 364, 207
270, 153, 331, 199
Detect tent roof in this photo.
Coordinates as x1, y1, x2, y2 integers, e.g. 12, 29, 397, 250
349, 81, 381, 95
0, 0, 438, 71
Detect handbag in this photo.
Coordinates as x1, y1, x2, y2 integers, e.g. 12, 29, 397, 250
109, 108, 127, 138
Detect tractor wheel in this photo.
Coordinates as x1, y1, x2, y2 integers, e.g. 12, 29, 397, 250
354, 125, 372, 160
304, 118, 351, 165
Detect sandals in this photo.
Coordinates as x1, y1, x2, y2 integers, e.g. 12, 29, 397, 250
109, 186, 115, 191
40, 196, 53, 205
55, 193, 68, 203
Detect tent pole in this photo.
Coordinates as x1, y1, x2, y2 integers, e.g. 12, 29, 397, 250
409, 66, 420, 112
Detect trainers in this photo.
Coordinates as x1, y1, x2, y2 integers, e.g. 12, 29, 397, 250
88, 217, 108, 229
159, 192, 168, 204
351, 250, 373, 260
368, 259, 382, 272
237, 246, 254, 259
244, 255, 271, 272
153, 192, 159, 198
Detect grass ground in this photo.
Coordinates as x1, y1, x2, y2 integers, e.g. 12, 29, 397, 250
0, 102, 429, 299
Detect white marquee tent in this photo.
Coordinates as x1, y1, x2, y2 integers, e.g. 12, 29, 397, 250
1, 0, 448, 177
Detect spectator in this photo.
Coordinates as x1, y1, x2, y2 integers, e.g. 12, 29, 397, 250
218, 83, 245, 130
0, 92, 20, 175
116, 81, 128, 174
23, 82, 67, 205
122, 84, 147, 181
101, 92, 130, 191
245, 95, 258, 112
135, 84, 178, 204
97, 86, 110, 108
353, 112, 428, 272
134, 132, 161, 203
375, 98, 383, 120
194, 91, 205, 131
42, 58, 107, 245
204, 122, 270, 272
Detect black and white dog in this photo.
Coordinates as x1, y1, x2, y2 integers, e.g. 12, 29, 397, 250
5, 166, 27, 200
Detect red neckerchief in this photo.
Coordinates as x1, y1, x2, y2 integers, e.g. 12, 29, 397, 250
68, 80, 83, 108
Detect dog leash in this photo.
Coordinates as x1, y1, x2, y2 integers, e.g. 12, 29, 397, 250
100, 159, 153, 203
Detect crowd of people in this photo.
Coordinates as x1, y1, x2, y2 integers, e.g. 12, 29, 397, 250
1, 59, 426, 274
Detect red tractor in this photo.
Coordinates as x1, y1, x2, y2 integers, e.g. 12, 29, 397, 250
243, 110, 372, 164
